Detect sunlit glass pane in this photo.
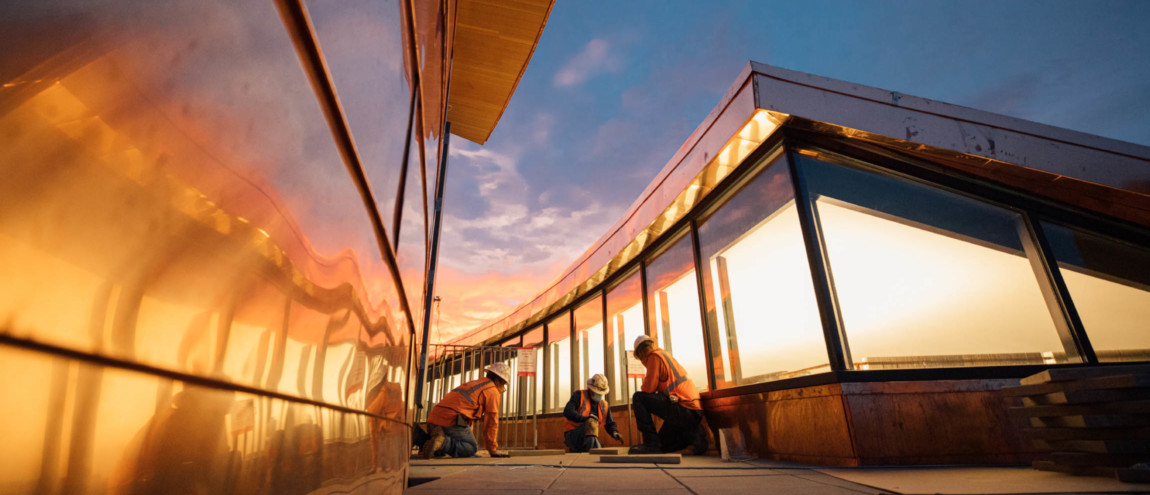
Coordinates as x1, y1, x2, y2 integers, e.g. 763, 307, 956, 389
1042, 221, 1150, 362
645, 230, 709, 391
697, 156, 827, 387
799, 154, 1070, 369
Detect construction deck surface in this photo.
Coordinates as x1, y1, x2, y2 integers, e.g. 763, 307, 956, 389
407, 453, 1150, 494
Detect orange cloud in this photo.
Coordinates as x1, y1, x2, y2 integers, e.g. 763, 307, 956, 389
425, 261, 569, 345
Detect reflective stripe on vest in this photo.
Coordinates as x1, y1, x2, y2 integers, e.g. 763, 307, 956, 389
564, 389, 606, 432
654, 350, 689, 395
452, 378, 494, 404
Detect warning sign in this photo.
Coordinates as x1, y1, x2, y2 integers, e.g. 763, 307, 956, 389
517, 348, 537, 376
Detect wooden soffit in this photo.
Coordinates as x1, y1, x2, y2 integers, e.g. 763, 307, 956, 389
446, 0, 553, 144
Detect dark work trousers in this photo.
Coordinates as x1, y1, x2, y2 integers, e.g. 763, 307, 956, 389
632, 391, 703, 452
563, 425, 603, 453
438, 424, 478, 458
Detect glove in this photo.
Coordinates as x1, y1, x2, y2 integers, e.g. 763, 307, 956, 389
490, 451, 510, 458
611, 431, 623, 443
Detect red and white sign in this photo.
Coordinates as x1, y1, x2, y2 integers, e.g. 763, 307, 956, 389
517, 347, 537, 377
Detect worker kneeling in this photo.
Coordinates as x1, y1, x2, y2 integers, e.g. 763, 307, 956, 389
563, 373, 622, 452
421, 363, 511, 458
629, 335, 708, 455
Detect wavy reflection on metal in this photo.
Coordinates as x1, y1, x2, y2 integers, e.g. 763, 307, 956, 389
0, 0, 427, 492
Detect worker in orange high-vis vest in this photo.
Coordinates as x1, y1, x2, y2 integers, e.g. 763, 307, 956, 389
421, 363, 511, 458
562, 374, 622, 452
628, 335, 708, 455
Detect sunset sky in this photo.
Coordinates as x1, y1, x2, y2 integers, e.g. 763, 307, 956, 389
428, 0, 1150, 344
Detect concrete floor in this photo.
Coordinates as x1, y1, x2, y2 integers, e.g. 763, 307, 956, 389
406, 453, 1150, 494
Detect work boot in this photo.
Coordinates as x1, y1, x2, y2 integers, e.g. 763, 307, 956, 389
691, 423, 709, 455
421, 425, 445, 459
412, 424, 430, 449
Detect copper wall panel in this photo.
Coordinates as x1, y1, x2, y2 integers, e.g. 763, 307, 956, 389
0, 346, 406, 494
702, 379, 1039, 466
704, 385, 857, 465
840, 380, 1039, 465
0, 0, 450, 492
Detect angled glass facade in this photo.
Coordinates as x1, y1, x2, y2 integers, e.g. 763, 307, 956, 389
697, 155, 827, 387
797, 153, 1075, 369
449, 102, 1150, 414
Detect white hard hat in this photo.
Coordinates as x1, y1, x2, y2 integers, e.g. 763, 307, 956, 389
633, 334, 654, 350
587, 373, 609, 395
485, 362, 511, 383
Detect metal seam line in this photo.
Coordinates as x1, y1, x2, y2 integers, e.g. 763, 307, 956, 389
273, 0, 418, 340
0, 333, 406, 425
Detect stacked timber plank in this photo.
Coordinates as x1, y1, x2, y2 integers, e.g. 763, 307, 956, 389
1005, 365, 1150, 482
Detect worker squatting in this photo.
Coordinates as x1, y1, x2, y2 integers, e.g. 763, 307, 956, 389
415, 335, 708, 458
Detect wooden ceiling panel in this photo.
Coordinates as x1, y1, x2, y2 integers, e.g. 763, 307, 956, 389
446, 0, 553, 144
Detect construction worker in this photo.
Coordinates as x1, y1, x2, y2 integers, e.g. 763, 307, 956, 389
421, 363, 511, 458
629, 335, 708, 455
563, 373, 622, 452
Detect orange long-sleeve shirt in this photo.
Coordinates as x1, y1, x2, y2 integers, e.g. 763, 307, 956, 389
428, 378, 504, 452
640, 348, 701, 410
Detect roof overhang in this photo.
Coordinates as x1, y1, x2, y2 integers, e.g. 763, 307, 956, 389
446, 0, 554, 144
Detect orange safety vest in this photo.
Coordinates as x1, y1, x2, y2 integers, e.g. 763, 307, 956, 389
429, 378, 498, 426
650, 350, 701, 410
563, 389, 608, 433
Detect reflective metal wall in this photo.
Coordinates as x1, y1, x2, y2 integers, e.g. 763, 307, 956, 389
0, 0, 449, 492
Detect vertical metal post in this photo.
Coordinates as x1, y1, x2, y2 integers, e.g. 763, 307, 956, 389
787, 151, 851, 371
624, 352, 634, 445
568, 311, 576, 405
715, 256, 743, 385
529, 373, 536, 448
542, 324, 552, 414
435, 347, 445, 406
1022, 217, 1096, 363
690, 220, 718, 391
415, 121, 453, 409
658, 292, 672, 352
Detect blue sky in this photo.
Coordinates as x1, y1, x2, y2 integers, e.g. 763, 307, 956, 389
432, 0, 1150, 340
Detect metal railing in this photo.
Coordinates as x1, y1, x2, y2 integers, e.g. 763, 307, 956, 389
420, 344, 538, 450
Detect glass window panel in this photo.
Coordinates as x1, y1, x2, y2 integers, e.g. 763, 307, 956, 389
522, 327, 545, 414
645, 230, 709, 391
798, 154, 1069, 369
697, 158, 828, 388
546, 311, 571, 412
1042, 221, 1150, 362
573, 295, 605, 396
606, 268, 644, 403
